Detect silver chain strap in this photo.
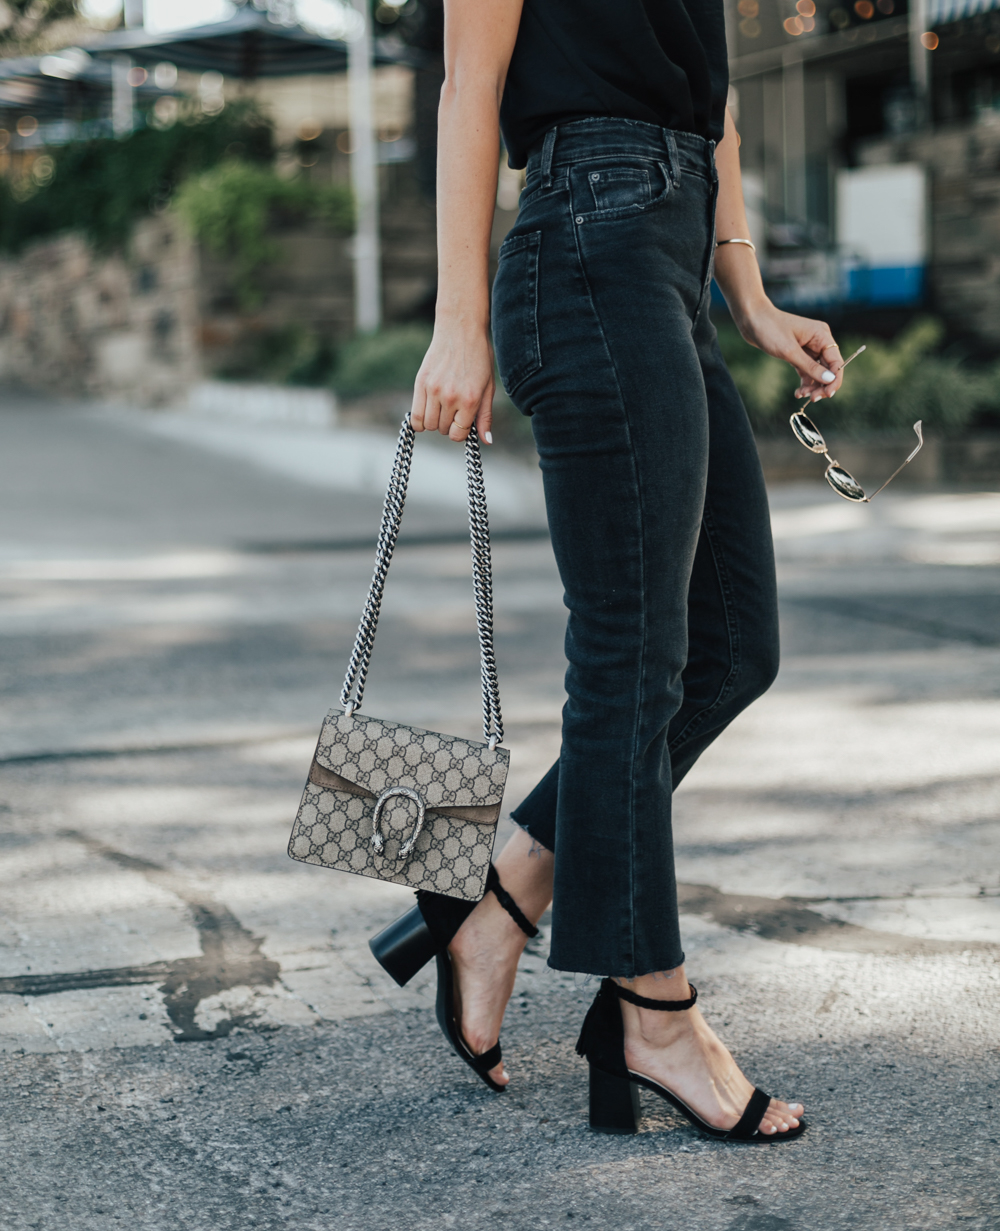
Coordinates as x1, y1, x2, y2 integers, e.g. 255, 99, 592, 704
339, 415, 504, 749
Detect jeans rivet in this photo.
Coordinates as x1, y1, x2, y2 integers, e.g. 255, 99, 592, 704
575, 215, 584, 224
590, 173, 600, 182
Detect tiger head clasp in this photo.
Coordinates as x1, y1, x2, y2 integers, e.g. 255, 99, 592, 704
371, 785, 427, 859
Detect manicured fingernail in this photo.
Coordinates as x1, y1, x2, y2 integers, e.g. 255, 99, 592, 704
484, 431, 493, 445
828, 390, 836, 398
821, 370, 836, 383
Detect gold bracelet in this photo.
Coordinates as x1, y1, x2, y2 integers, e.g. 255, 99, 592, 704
715, 238, 756, 253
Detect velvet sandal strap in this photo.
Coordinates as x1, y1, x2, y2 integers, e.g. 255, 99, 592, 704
727, 1087, 773, 1140
486, 864, 539, 939
609, 979, 698, 1011
470, 1040, 502, 1073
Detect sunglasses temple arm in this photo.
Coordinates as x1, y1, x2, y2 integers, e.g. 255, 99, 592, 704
865, 423, 925, 502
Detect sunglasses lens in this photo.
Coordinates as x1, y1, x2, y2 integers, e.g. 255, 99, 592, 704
825, 463, 866, 502
790, 412, 826, 453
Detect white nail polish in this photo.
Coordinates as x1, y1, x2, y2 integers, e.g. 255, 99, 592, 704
828, 390, 836, 398
821, 370, 836, 383
484, 431, 493, 445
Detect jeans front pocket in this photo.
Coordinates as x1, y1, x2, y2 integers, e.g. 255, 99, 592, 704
491, 230, 542, 397
588, 167, 650, 211
571, 159, 672, 222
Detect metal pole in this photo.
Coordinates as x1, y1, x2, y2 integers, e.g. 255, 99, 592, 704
781, 49, 806, 227
348, 0, 382, 335
112, 55, 133, 137
910, 0, 930, 127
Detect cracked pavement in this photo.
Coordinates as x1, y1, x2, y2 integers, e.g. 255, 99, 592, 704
0, 393, 998, 1230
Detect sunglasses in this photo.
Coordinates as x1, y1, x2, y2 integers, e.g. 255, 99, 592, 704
789, 345, 924, 503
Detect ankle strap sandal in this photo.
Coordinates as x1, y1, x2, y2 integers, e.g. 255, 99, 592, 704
576, 978, 806, 1142
369, 865, 538, 1094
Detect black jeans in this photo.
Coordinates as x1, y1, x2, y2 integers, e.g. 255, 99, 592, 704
491, 118, 780, 979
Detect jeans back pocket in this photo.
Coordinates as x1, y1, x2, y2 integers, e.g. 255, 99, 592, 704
491, 231, 542, 397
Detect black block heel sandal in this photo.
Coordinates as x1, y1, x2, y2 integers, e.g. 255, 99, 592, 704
577, 978, 806, 1142
370, 865, 539, 1093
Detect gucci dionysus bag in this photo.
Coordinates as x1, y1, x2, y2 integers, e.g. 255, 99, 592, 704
287, 416, 509, 902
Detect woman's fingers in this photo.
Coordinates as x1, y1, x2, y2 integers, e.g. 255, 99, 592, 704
422, 389, 443, 433
785, 321, 846, 400
410, 378, 428, 431
475, 381, 495, 445
449, 378, 495, 443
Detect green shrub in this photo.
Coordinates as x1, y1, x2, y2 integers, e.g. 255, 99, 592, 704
716, 315, 1000, 436
0, 104, 274, 254
213, 325, 336, 386
174, 159, 353, 308
331, 325, 433, 397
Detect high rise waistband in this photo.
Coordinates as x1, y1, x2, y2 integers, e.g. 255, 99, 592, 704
524, 117, 715, 192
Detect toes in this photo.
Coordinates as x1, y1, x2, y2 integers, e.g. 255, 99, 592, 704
490, 1064, 509, 1087
759, 1099, 802, 1134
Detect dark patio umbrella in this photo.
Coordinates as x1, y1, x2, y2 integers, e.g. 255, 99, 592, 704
82, 5, 407, 78
0, 47, 165, 119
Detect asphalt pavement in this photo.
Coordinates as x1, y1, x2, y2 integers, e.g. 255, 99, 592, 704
1, 391, 998, 1231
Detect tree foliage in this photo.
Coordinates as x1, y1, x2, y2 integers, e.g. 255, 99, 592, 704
0, 105, 275, 253
0, 0, 81, 55
173, 158, 353, 308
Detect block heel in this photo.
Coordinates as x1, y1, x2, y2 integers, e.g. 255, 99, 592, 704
589, 1064, 640, 1134
368, 905, 437, 987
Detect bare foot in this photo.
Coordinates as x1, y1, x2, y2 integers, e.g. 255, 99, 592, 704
446, 828, 553, 1087
619, 969, 804, 1136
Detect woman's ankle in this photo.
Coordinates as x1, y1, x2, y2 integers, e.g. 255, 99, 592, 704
618, 966, 692, 1002
492, 827, 554, 925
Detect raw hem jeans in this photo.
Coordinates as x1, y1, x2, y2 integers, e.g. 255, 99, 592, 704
491, 118, 779, 979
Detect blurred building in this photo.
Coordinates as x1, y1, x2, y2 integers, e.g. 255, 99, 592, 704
728, 0, 1000, 349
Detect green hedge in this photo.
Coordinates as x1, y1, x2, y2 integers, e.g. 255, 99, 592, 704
717, 316, 1000, 436
0, 105, 274, 254
330, 325, 434, 397
174, 160, 352, 308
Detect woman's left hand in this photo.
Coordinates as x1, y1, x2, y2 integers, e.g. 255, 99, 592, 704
734, 299, 845, 402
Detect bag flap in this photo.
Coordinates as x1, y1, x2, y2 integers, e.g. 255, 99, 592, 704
312, 711, 509, 812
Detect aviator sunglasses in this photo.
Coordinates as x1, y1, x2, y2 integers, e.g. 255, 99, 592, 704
790, 344, 924, 503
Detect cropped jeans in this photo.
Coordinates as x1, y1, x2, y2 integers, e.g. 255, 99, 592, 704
491, 118, 780, 978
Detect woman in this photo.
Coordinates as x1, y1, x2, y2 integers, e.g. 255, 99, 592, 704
402, 0, 844, 1140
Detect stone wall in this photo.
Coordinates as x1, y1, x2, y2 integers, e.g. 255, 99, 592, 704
0, 160, 438, 403
0, 213, 201, 405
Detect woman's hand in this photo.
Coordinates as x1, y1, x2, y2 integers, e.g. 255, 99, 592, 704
410, 318, 495, 443
733, 298, 845, 401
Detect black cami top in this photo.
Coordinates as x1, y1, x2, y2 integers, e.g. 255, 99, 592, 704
499, 0, 729, 169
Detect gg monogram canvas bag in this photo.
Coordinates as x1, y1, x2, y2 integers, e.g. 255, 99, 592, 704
287, 416, 509, 902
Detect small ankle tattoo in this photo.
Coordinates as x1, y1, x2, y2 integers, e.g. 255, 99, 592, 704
528, 839, 546, 859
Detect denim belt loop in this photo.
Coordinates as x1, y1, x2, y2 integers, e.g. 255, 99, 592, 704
706, 137, 718, 184
540, 127, 558, 188
663, 129, 680, 189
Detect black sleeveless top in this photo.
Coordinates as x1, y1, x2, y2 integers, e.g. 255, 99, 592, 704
499, 0, 729, 169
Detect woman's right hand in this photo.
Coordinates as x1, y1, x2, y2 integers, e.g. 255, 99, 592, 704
410, 319, 495, 445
